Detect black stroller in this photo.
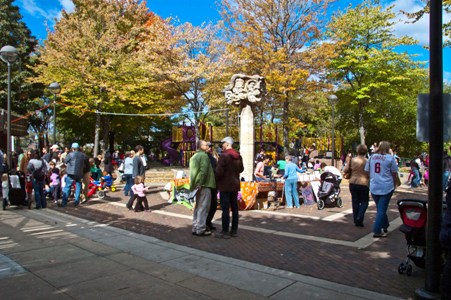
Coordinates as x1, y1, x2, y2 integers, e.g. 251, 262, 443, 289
397, 199, 427, 276
316, 171, 343, 210
2, 171, 27, 210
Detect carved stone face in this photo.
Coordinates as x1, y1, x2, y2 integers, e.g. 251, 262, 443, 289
224, 74, 265, 107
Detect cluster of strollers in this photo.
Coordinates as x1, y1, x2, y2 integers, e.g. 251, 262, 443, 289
2, 171, 116, 210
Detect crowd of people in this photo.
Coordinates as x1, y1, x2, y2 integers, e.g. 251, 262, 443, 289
0, 143, 151, 210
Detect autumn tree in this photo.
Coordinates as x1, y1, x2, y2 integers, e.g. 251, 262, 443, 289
136, 20, 229, 134
220, 0, 334, 150
326, 0, 427, 148
33, 0, 180, 154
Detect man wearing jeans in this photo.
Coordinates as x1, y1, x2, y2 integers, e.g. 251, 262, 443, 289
215, 137, 244, 238
61, 143, 85, 207
27, 150, 49, 209
190, 140, 215, 237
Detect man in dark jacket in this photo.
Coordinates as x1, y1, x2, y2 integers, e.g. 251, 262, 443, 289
126, 145, 145, 210
61, 143, 85, 207
215, 137, 244, 238
206, 142, 218, 231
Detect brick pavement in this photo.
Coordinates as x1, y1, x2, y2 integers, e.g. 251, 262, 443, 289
41, 183, 430, 299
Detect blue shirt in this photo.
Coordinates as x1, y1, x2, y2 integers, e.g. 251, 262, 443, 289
124, 157, 133, 175
284, 162, 305, 181
365, 154, 398, 195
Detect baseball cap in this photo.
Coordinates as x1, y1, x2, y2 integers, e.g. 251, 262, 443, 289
71, 142, 79, 149
221, 136, 234, 146
50, 144, 59, 150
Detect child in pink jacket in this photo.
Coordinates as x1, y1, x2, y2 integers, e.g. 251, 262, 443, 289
131, 176, 150, 212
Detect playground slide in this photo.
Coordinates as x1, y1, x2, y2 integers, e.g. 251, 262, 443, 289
161, 137, 180, 166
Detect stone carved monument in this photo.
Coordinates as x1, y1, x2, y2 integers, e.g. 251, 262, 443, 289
224, 74, 266, 181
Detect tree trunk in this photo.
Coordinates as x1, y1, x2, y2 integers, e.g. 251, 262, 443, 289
282, 94, 290, 153
359, 101, 365, 145
93, 100, 102, 157
102, 117, 110, 152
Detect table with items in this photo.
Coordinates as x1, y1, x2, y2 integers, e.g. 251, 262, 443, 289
240, 171, 322, 210
166, 172, 322, 211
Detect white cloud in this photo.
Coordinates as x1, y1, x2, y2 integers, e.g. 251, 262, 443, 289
19, 0, 74, 22
388, 0, 451, 46
20, 0, 59, 20
59, 0, 75, 13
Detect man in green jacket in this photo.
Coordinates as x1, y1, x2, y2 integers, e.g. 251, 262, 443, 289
190, 140, 216, 236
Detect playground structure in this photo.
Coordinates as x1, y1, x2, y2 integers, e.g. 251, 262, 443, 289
160, 122, 343, 167
160, 122, 284, 167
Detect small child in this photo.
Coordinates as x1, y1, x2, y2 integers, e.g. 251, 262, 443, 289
131, 175, 150, 212
2, 173, 9, 209
50, 168, 61, 203
313, 160, 321, 171
101, 171, 113, 189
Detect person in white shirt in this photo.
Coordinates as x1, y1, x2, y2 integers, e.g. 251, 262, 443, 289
365, 141, 398, 238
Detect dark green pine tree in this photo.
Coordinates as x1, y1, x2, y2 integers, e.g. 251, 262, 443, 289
0, 0, 42, 115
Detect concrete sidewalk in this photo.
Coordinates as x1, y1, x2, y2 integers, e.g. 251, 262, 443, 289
0, 208, 401, 300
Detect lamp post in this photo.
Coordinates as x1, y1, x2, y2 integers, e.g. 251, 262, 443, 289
48, 82, 61, 144
328, 94, 338, 167
0, 45, 19, 168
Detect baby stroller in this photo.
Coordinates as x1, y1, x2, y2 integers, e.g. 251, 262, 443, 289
397, 199, 427, 276
316, 171, 343, 210
3, 171, 27, 210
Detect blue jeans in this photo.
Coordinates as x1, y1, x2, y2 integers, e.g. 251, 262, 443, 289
284, 179, 300, 208
350, 184, 369, 225
220, 191, 239, 233
32, 179, 46, 208
371, 190, 394, 234
62, 175, 82, 206
124, 174, 133, 196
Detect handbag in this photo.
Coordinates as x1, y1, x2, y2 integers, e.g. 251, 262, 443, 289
343, 159, 352, 180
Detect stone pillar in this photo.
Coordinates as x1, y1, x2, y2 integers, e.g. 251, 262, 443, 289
224, 74, 266, 182
240, 104, 254, 181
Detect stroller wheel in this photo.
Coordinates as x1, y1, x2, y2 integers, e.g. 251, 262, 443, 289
398, 263, 405, 274
317, 199, 325, 210
336, 197, 343, 208
97, 190, 106, 199
111, 186, 117, 192
406, 264, 413, 276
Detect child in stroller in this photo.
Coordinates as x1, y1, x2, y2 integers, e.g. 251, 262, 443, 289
316, 171, 343, 210
397, 199, 427, 276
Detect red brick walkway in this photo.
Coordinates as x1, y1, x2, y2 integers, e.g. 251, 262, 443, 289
49, 184, 430, 299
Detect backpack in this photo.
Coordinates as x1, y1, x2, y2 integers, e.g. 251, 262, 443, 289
33, 160, 47, 181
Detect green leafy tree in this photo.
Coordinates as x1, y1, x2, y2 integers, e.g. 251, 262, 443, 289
326, 0, 427, 150
0, 0, 43, 147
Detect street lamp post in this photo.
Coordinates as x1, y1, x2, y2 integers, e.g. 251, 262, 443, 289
328, 94, 338, 167
48, 82, 61, 144
0, 45, 19, 169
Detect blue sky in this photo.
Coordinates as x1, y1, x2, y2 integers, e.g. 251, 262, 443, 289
13, 0, 451, 81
